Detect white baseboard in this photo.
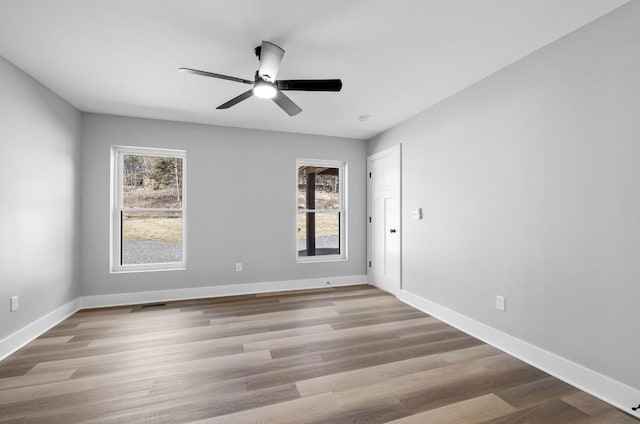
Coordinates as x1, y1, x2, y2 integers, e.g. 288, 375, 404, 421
0, 275, 367, 362
0, 298, 80, 362
397, 288, 640, 420
80, 275, 367, 309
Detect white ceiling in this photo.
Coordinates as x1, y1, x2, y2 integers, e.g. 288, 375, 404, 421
0, 0, 629, 140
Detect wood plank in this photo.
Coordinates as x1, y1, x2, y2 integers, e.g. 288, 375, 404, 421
28, 348, 271, 374
398, 362, 547, 414
27, 335, 74, 346
0, 370, 75, 391
189, 393, 339, 424
334, 353, 514, 410
242, 316, 434, 352
495, 375, 578, 410
0, 377, 97, 406
296, 351, 449, 397
487, 398, 589, 423
302, 398, 411, 424
385, 393, 515, 424
86, 322, 334, 351
296, 343, 504, 397
562, 391, 618, 416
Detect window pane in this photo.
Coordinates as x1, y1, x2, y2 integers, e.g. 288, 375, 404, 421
297, 165, 339, 210
314, 171, 339, 210
123, 155, 183, 209
297, 212, 340, 257
297, 166, 307, 210
121, 211, 182, 265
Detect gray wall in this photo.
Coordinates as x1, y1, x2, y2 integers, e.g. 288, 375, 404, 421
369, 2, 640, 389
0, 55, 81, 340
80, 114, 367, 296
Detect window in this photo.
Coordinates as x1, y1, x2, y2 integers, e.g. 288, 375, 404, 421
111, 146, 186, 272
297, 159, 346, 261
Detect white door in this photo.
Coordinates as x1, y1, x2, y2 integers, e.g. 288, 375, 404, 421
367, 144, 401, 294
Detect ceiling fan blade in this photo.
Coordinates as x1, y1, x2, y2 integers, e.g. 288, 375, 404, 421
277, 79, 342, 92
257, 41, 285, 82
272, 91, 302, 116
216, 89, 254, 109
179, 68, 253, 85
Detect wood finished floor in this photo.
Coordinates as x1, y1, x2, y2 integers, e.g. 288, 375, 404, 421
0, 285, 636, 424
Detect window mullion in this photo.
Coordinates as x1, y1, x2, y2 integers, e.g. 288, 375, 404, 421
121, 207, 183, 212
298, 209, 342, 213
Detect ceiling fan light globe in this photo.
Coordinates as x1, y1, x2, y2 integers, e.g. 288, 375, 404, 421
253, 81, 277, 99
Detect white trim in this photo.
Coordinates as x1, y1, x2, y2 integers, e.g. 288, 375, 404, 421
110, 145, 187, 273
296, 159, 347, 263
0, 299, 80, 362
80, 275, 367, 309
367, 144, 402, 294
0, 275, 367, 362
367, 145, 400, 161
397, 288, 640, 420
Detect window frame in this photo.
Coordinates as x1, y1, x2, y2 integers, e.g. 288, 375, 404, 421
110, 146, 187, 273
296, 158, 347, 263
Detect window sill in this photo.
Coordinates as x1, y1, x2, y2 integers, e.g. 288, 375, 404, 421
110, 266, 186, 274
297, 257, 347, 264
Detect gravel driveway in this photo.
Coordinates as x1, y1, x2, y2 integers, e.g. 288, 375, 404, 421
122, 238, 182, 264
297, 235, 340, 256
123, 236, 337, 263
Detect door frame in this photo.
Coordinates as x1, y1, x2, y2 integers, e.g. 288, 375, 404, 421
367, 144, 402, 295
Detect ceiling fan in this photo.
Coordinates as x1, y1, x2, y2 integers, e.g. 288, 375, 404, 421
179, 41, 342, 116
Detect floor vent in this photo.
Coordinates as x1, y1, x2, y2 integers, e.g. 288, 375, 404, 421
136, 303, 167, 310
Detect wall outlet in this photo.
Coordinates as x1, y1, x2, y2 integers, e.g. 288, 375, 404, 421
235, 262, 242, 272
496, 295, 506, 312
10, 296, 19, 312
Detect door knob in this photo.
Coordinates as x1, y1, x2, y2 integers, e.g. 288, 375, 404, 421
389, 229, 397, 233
